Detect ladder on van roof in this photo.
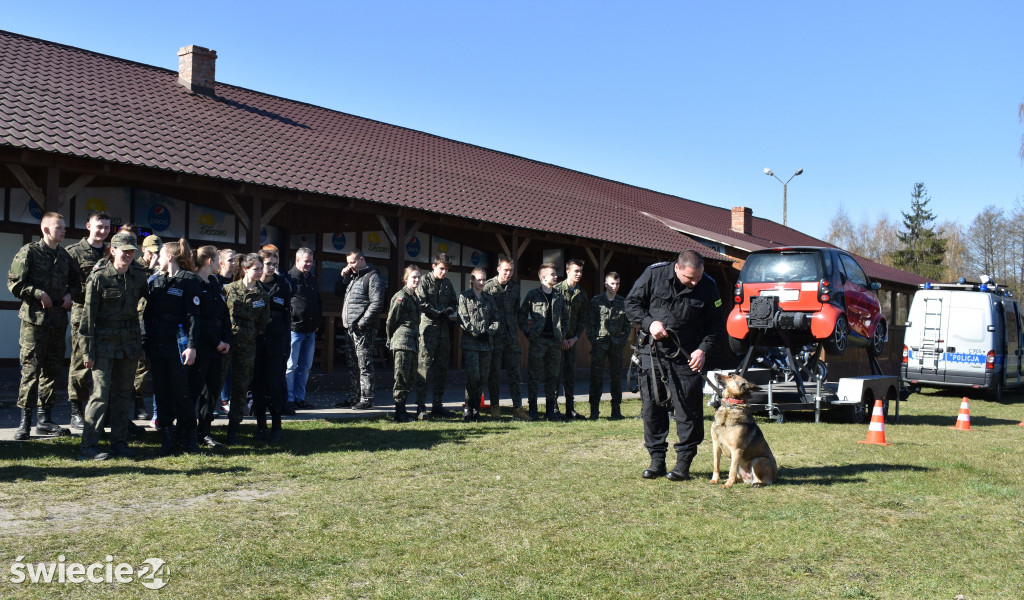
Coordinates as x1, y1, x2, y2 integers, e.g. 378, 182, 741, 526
916, 296, 943, 373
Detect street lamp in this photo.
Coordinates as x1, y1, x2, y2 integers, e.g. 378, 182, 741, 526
763, 167, 803, 227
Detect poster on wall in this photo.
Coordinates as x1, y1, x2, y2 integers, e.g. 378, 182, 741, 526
321, 231, 356, 255
189, 203, 237, 243
462, 245, 489, 270
362, 231, 391, 259
431, 235, 461, 266
291, 233, 319, 252
404, 232, 430, 263
8, 188, 45, 224
135, 189, 185, 239
75, 187, 131, 230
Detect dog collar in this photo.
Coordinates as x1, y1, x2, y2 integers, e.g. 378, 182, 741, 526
721, 397, 746, 405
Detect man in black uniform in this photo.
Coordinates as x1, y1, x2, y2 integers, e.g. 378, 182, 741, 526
625, 250, 723, 481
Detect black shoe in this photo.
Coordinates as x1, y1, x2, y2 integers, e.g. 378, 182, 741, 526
544, 410, 564, 422
109, 442, 136, 458
642, 459, 667, 479
70, 414, 85, 430
667, 459, 692, 481
253, 428, 269, 443
416, 410, 430, 421
225, 423, 240, 446
430, 406, 455, 418
527, 410, 540, 421
281, 404, 297, 416
201, 435, 223, 449
135, 408, 151, 421
13, 408, 32, 441
566, 410, 586, 421
588, 405, 600, 420
295, 400, 314, 409
395, 410, 412, 423
334, 399, 354, 408
128, 422, 147, 438
268, 428, 283, 443
609, 406, 625, 420
78, 445, 110, 461
158, 426, 179, 457
353, 400, 374, 410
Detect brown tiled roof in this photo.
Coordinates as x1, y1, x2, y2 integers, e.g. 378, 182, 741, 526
0, 30, 926, 285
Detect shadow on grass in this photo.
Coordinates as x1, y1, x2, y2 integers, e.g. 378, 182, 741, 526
887, 415, 1021, 427
0, 462, 249, 481
775, 462, 931, 486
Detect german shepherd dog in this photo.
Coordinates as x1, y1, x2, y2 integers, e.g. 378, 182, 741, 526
710, 373, 778, 488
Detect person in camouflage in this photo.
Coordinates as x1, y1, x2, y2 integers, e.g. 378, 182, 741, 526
458, 267, 500, 421
519, 262, 568, 421
77, 232, 149, 460
587, 271, 630, 420
8, 212, 81, 441
555, 259, 589, 420
415, 253, 457, 417
223, 254, 270, 445
132, 233, 162, 421
483, 256, 528, 420
334, 249, 386, 410
65, 210, 111, 430
385, 265, 421, 422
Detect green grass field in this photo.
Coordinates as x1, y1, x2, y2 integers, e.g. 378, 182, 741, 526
1, 389, 1022, 599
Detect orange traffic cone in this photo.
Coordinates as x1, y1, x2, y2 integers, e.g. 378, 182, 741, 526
950, 397, 971, 431
479, 393, 489, 409
858, 399, 891, 446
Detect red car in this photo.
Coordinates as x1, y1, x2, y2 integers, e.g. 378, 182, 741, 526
726, 247, 887, 356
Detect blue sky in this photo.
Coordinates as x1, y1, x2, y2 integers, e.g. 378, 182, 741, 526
4, 1, 1022, 239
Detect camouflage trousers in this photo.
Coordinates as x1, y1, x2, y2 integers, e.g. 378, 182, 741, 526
589, 338, 625, 404
463, 347, 491, 411
392, 349, 417, 407
345, 327, 377, 403
559, 343, 579, 403
81, 355, 138, 448
228, 341, 257, 426
134, 356, 150, 402
417, 328, 450, 407
487, 337, 522, 409
67, 309, 91, 406
526, 336, 562, 408
17, 321, 67, 410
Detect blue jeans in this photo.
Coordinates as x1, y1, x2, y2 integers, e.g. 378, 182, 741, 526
287, 331, 316, 403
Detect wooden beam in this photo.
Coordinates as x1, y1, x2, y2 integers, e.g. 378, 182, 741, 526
406, 220, 422, 239
260, 199, 287, 229
514, 237, 531, 261
584, 246, 599, 270
250, 196, 262, 251
375, 214, 397, 246
58, 173, 96, 205
602, 249, 614, 270
495, 233, 512, 259
4, 163, 46, 206
223, 193, 250, 231
45, 167, 61, 212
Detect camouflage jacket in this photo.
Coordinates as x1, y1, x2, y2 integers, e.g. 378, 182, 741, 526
518, 287, 568, 342
81, 263, 149, 362
458, 289, 499, 351
587, 293, 630, 347
385, 287, 420, 352
415, 272, 457, 333
482, 277, 520, 349
7, 240, 82, 327
224, 280, 270, 344
66, 238, 108, 306
555, 281, 588, 340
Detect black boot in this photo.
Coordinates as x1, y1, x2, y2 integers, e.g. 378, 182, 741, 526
226, 422, 240, 446
544, 400, 563, 421
158, 426, 178, 457
253, 425, 269, 443
667, 454, 693, 481
642, 456, 667, 479
394, 402, 411, 423
565, 399, 585, 420
69, 401, 85, 430
589, 401, 600, 420
13, 407, 32, 441
431, 402, 455, 418
527, 399, 539, 421
269, 416, 283, 442
415, 403, 430, 421
609, 402, 624, 420
181, 430, 204, 454
35, 406, 68, 436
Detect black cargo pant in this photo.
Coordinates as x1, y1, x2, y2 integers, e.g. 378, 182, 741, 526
252, 335, 288, 427
151, 357, 196, 434
639, 353, 704, 462
189, 347, 223, 438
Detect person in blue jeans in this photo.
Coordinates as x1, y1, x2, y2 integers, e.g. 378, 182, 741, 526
286, 247, 321, 411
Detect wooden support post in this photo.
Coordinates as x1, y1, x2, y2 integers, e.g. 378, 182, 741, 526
250, 196, 262, 251
375, 214, 398, 246
391, 216, 406, 293
45, 167, 60, 213
495, 233, 512, 259
260, 199, 287, 229
58, 173, 95, 206
4, 163, 46, 207
224, 192, 251, 231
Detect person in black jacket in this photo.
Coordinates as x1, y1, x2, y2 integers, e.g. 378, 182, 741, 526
144, 238, 202, 456
286, 247, 321, 412
253, 249, 293, 442
625, 250, 724, 482
189, 245, 232, 449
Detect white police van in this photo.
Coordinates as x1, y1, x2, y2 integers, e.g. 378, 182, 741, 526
902, 277, 1022, 401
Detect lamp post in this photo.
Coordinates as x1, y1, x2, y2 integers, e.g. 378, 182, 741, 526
763, 167, 803, 227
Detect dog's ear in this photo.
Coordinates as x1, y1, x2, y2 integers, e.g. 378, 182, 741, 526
742, 381, 762, 393
715, 372, 726, 384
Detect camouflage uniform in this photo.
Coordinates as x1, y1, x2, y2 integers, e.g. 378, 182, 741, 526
224, 280, 270, 434
385, 286, 420, 414
415, 272, 457, 411
132, 255, 155, 416
79, 259, 149, 453
587, 293, 630, 418
483, 276, 523, 410
66, 238, 108, 422
457, 289, 499, 418
7, 240, 81, 421
555, 280, 588, 416
519, 286, 568, 418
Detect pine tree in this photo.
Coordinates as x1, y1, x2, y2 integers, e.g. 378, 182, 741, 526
889, 182, 946, 280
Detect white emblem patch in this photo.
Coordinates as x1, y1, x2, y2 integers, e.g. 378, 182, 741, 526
193, 296, 201, 306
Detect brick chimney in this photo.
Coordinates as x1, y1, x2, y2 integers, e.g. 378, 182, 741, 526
731, 206, 752, 235
177, 45, 217, 94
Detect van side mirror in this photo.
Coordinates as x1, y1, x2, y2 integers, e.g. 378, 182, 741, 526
987, 325, 996, 332
904, 321, 911, 327
870, 281, 882, 291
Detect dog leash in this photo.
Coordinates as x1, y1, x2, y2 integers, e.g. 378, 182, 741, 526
657, 330, 723, 397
